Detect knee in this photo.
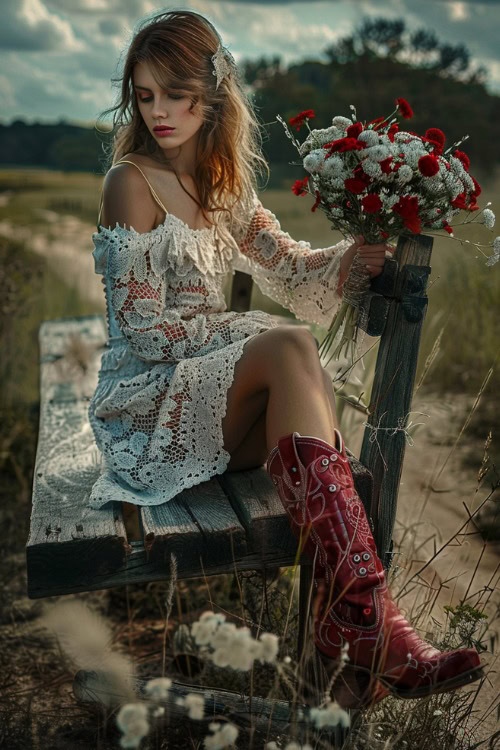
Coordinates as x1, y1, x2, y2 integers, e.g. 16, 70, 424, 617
274, 325, 319, 356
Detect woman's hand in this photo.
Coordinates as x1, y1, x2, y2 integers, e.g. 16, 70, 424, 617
355, 235, 395, 278
338, 234, 394, 293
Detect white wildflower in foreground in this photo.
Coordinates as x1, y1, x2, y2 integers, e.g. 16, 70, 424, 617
482, 208, 495, 228
184, 692, 205, 719
189, 611, 280, 671
309, 700, 350, 729
204, 720, 239, 749
116, 702, 149, 749
144, 676, 172, 700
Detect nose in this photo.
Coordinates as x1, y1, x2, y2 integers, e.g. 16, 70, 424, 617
151, 94, 169, 118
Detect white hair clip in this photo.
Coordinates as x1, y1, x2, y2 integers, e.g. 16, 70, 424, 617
211, 43, 236, 90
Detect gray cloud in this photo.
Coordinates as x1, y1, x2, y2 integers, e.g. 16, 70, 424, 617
99, 18, 124, 36
0, 0, 80, 51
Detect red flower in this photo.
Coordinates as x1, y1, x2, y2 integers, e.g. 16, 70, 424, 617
292, 176, 309, 196
453, 149, 470, 172
362, 194, 383, 213
418, 154, 440, 177
345, 177, 368, 194
392, 195, 421, 233
289, 109, 315, 131
442, 222, 453, 234
425, 128, 446, 148
379, 156, 393, 174
396, 97, 414, 119
380, 230, 390, 239
311, 190, 322, 212
387, 123, 399, 142
367, 116, 386, 130
324, 137, 366, 155
451, 192, 468, 210
353, 164, 372, 185
470, 175, 482, 198
346, 122, 363, 139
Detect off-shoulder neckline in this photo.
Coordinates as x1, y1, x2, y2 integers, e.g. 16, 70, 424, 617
95, 211, 217, 238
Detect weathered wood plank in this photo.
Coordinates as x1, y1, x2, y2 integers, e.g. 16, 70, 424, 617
73, 669, 350, 746
141, 484, 248, 570
359, 232, 433, 568
26, 315, 132, 599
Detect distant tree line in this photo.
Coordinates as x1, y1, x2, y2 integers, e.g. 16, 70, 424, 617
0, 16, 498, 181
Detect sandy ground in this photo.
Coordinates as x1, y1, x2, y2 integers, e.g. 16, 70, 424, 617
2, 212, 498, 744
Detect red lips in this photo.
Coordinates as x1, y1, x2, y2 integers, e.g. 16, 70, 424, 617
154, 126, 174, 131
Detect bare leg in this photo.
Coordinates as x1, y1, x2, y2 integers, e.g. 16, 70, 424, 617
265, 341, 339, 450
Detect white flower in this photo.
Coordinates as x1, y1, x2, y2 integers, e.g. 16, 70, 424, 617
204, 721, 239, 749
211, 622, 237, 649
191, 611, 226, 646
144, 677, 172, 701
303, 149, 326, 174
483, 208, 495, 229
322, 155, 343, 179
363, 145, 390, 162
184, 692, 205, 720
361, 159, 382, 178
331, 116, 352, 130
118, 717, 150, 749
309, 700, 350, 729
258, 632, 279, 663
116, 703, 149, 732
212, 646, 231, 668
226, 627, 260, 671
397, 165, 413, 184
357, 129, 379, 147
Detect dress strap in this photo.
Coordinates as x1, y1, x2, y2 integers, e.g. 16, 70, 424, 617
96, 158, 169, 230
114, 159, 169, 214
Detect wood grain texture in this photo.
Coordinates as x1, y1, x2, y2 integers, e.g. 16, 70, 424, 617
359, 232, 433, 568
26, 314, 130, 598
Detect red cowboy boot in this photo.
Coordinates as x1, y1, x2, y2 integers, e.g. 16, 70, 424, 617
266, 430, 484, 700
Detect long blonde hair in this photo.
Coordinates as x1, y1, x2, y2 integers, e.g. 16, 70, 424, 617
95, 8, 269, 234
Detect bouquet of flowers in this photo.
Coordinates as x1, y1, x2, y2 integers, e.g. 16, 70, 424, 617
277, 97, 499, 366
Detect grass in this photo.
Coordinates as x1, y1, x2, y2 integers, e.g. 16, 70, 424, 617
0, 166, 499, 748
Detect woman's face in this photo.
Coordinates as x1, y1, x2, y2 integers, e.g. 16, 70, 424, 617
133, 60, 204, 155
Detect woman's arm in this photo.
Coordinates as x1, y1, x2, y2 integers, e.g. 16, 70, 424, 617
92, 173, 273, 363
230, 188, 360, 328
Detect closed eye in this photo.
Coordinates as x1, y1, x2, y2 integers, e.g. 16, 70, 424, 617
139, 94, 184, 103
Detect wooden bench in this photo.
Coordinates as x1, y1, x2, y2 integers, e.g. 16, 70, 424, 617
26, 231, 432, 741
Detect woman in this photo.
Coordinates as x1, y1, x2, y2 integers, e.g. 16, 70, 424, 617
89, 9, 483, 708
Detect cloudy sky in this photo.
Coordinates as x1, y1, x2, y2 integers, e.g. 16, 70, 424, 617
1, 0, 499, 126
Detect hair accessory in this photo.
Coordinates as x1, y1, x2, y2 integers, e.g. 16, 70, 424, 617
211, 43, 236, 90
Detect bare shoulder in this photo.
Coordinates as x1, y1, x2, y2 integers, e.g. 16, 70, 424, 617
101, 156, 160, 233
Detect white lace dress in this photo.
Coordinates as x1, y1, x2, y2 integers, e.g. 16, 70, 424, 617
87, 187, 353, 509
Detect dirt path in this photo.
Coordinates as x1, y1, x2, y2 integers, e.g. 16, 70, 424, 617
0, 209, 105, 311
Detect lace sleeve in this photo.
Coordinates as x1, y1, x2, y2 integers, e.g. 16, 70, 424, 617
92, 225, 274, 363
230, 188, 353, 328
